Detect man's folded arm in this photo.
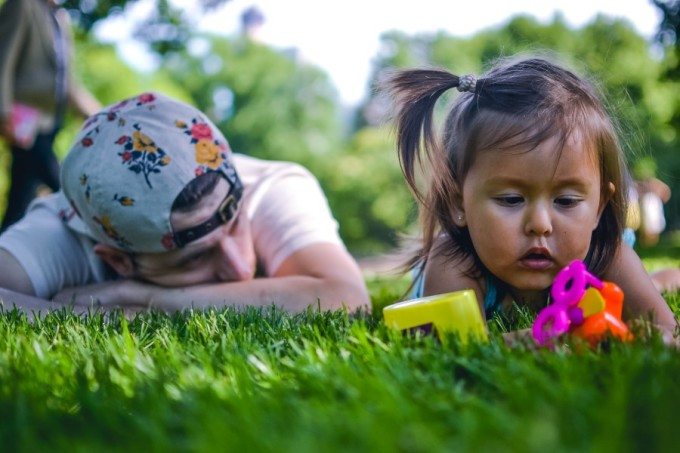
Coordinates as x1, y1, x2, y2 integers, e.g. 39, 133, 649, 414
0, 248, 60, 312
112, 243, 371, 314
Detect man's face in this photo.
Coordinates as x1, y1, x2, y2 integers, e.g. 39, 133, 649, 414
132, 178, 257, 287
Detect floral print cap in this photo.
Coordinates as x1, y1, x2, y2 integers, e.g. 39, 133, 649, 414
61, 92, 242, 253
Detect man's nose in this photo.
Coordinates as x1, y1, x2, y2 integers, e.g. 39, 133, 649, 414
525, 201, 553, 236
215, 235, 253, 281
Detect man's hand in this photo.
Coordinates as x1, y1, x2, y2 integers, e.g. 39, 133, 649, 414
52, 279, 150, 312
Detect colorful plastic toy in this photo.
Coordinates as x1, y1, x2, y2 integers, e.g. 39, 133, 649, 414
383, 290, 488, 344
532, 260, 633, 347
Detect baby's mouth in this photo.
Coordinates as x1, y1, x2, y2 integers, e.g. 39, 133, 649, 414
519, 248, 554, 270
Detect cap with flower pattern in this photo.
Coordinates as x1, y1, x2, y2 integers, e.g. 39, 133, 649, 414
61, 92, 242, 253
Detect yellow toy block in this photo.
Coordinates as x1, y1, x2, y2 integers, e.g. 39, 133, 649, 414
382, 290, 488, 344
577, 287, 606, 317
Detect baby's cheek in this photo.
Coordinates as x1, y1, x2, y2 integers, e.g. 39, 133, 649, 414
557, 227, 592, 259
469, 228, 509, 261
477, 217, 514, 241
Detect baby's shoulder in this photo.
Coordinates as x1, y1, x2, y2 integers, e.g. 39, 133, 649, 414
422, 242, 484, 298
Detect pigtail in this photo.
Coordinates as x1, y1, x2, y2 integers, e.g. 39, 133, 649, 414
385, 69, 473, 284
385, 69, 461, 203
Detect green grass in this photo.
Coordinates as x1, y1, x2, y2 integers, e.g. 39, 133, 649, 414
1, 261, 679, 451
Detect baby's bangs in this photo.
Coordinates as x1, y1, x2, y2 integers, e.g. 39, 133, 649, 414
461, 109, 568, 173
571, 106, 623, 172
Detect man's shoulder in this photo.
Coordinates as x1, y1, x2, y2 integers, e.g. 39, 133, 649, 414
233, 153, 313, 183
0, 191, 103, 299
17, 191, 93, 240
26, 191, 70, 215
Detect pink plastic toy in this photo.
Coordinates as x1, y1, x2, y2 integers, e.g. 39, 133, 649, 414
532, 260, 633, 347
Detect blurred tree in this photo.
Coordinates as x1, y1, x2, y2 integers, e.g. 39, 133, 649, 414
5, 2, 677, 249
54, 36, 191, 159
316, 126, 415, 254
652, 0, 680, 229
60, 0, 231, 54
654, 0, 680, 79
163, 35, 343, 166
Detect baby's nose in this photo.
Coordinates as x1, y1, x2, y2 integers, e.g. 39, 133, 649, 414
525, 204, 553, 236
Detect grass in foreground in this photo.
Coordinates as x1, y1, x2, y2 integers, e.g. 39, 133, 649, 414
0, 252, 679, 451
0, 291, 678, 451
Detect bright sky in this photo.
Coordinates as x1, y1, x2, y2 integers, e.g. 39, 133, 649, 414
96, 0, 662, 106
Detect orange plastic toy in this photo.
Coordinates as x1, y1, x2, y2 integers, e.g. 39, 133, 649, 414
532, 260, 634, 347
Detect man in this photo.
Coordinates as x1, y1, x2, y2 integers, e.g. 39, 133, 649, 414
0, 93, 369, 315
0, 0, 100, 231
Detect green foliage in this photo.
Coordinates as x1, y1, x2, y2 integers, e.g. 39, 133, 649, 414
316, 126, 416, 254
5, 9, 680, 252
653, 0, 680, 80
158, 34, 406, 253
54, 39, 193, 160
162, 35, 343, 166
61, 0, 231, 54
651, 1, 680, 228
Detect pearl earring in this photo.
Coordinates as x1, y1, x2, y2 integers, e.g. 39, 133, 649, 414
457, 214, 463, 221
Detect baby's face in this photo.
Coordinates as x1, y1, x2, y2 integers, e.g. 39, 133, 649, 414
458, 134, 607, 301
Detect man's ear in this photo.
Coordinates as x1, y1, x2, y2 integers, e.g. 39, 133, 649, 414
595, 182, 616, 228
93, 244, 136, 277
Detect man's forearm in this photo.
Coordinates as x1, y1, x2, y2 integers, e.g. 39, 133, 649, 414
135, 276, 370, 314
0, 287, 84, 317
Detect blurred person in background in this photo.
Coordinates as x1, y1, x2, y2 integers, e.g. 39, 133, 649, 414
0, 0, 100, 232
625, 172, 680, 293
636, 176, 671, 247
636, 177, 680, 293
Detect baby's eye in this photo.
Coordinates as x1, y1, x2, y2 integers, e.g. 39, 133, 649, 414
554, 197, 581, 208
494, 195, 524, 206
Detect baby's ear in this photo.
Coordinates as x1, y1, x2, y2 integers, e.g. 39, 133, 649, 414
450, 191, 467, 227
452, 209, 467, 227
596, 182, 616, 224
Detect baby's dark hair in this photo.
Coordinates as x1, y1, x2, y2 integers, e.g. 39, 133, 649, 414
386, 56, 628, 278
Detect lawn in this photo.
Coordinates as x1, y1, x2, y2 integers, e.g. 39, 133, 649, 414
1, 246, 679, 452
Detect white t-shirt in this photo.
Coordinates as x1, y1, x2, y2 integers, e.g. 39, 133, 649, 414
0, 154, 343, 298
640, 191, 666, 235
